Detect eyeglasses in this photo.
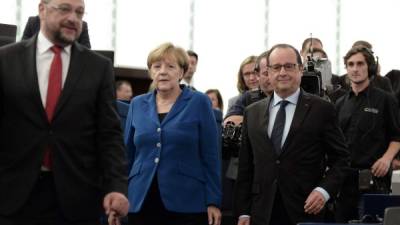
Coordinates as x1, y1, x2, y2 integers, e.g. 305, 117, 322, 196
47, 4, 86, 19
268, 63, 298, 73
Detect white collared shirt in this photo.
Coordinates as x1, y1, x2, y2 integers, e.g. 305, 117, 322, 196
36, 31, 72, 107
267, 88, 300, 147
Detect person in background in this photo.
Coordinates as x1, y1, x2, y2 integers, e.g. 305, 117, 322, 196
234, 44, 349, 225
335, 46, 400, 223
116, 80, 133, 102
124, 42, 221, 225
22, 1, 91, 49
0, 0, 128, 224
300, 37, 323, 61
340, 40, 393, 94
181, 50, 198, 90
227, 55, 259, 110
206, 89, 224, 112
115, 80, 132, 131
224, 50, 273, 124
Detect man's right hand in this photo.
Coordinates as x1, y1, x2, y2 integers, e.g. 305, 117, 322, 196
237, 217, 250, 225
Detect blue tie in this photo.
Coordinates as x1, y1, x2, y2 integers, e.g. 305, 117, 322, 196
271, 100, 289, 155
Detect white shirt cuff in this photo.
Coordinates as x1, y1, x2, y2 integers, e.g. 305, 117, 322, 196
314, 187, 330, 202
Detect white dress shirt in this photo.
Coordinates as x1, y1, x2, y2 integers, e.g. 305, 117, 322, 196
36, 31, 71, 107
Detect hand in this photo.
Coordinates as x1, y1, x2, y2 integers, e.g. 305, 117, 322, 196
392, 159, 400, 170
103, 192, 129, 219
108, 210, 121, 225
207, 206, 221, 225
371, 157, 391, 177
304, 190, 325, 215
237, 216, 250, 225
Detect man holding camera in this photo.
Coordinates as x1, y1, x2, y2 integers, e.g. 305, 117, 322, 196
335, 47, 400, 223
234, 44, 349, 225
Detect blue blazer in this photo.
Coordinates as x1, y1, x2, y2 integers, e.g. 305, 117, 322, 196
124, 86, 221, 213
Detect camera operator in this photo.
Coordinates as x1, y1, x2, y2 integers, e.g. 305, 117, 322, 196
335, 46, 400, 223
340, 40, 393, 94
301, 38, 347, 104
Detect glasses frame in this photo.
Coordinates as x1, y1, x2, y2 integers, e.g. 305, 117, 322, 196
46, 3, 86, 19
267, 63, 299, 73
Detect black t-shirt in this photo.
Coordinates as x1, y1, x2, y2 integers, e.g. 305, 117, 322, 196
336, 86, 400, 168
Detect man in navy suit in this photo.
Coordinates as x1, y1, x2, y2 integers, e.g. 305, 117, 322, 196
0, 0, 127, 224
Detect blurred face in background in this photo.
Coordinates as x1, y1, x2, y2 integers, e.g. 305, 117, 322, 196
207, 92, 220, 110
39, 0, 84, 46
116, 83, 133, 101
258, 57, 273, 95
242, 62, 259, 90
150, 55, 184, 93
183, 55, 198, 80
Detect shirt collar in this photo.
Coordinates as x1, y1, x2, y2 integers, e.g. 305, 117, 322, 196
349, 85, 370, 98
37, 31, 72, 56
272, 88, 300, 107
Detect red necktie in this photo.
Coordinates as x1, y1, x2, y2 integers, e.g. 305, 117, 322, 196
43, 45, 63, 169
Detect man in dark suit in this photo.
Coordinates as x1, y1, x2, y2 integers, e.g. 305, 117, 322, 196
0, 0, 128, 224
234, 44, 349, 225
22, 14, 91, 48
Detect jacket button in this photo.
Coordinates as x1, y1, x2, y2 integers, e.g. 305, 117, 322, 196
276, 160, 280, 164
154, 157, 159, 163
157, 128, 161, 132
156, 142, 161, 148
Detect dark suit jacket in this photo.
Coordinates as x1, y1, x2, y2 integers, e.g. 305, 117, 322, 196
22, 16, 91, 49
0, 36, 126, 220
234, 90, 349, 225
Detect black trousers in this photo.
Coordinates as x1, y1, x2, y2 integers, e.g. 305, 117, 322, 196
0, 172, 101, 225
269, 190, 293, 225
128, 178, 208, 225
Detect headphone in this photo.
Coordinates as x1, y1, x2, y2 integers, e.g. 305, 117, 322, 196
359, 47, 378, 78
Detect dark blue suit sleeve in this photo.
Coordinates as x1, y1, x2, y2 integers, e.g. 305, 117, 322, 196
124, 99, 136, 173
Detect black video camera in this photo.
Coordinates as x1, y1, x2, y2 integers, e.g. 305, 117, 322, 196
222, 121, 242, 159
301, 55, 323, 96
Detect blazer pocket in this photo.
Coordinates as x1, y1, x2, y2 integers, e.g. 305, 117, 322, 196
128, 163, 142, 179
178, 162, 206, 183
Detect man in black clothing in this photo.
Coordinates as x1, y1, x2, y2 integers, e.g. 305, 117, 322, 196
335, 47, 400, 223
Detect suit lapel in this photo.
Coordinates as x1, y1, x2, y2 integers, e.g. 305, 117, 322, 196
144, 91, 162, 125
53, 43, 86, 118
281, 91, 311, 155
261, 96, 272, 141
161, 87, 192, 125
21, 36, 48, 122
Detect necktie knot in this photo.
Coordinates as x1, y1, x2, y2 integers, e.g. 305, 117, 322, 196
279, 100, 289, 109
50, 45, 62, 55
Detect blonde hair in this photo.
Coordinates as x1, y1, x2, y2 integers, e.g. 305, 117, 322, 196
237, 55, 257, 93
147, 42, 189, 74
